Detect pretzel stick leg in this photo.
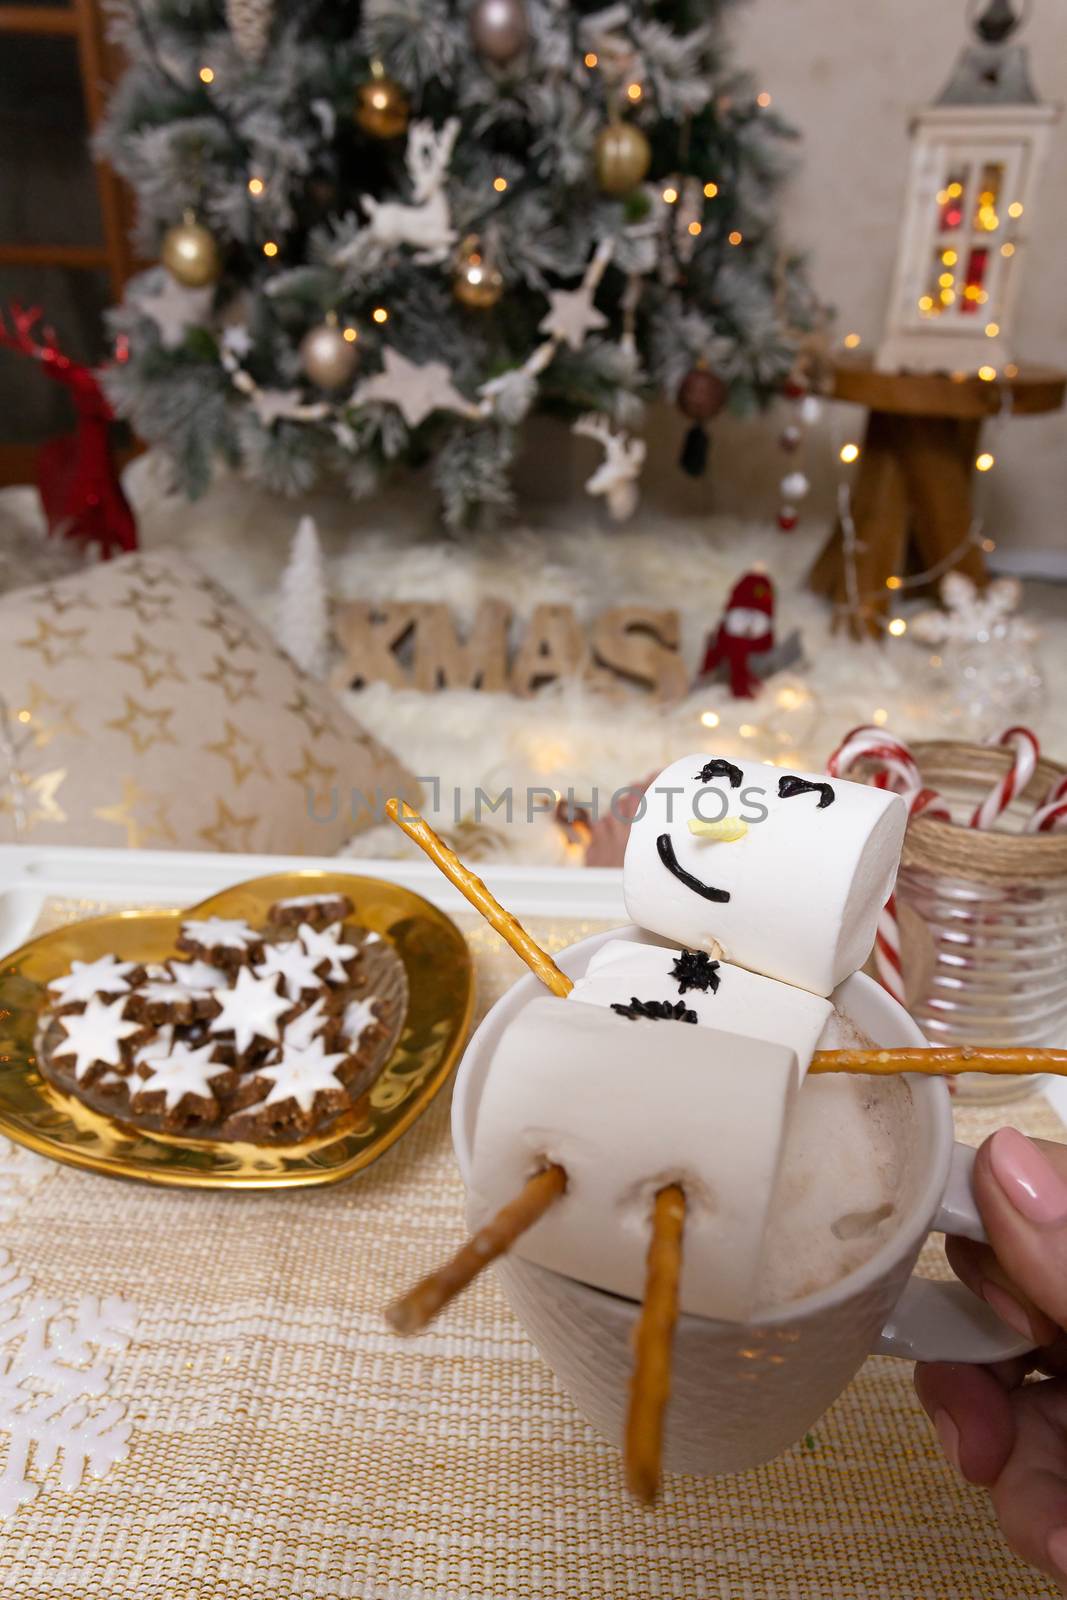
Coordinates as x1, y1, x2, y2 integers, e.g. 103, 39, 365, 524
386, 797, 573, 997
625, 1184, 686, 1505
812, 1047, 1067, 1076
386, 1163, 567, 1334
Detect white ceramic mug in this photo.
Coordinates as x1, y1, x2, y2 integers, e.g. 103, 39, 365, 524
452, 926, 1033, 1477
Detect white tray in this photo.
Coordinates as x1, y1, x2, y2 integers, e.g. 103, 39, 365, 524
0, 842, 627, 958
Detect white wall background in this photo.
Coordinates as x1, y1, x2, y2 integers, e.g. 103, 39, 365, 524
613, 0, 1067, 566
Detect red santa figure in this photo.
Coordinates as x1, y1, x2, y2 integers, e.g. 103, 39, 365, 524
698, 570, 775, 699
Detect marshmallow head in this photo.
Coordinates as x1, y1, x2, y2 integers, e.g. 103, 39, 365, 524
569, 938, 833, 1080
468, 997, 798, 1323
623, 753, 906, 996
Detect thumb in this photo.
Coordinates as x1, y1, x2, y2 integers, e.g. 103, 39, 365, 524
973, 1131, 1067, 1331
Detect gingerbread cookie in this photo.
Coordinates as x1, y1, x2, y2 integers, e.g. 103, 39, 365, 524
267, 893, 355, 931
36, 900, 410, 1145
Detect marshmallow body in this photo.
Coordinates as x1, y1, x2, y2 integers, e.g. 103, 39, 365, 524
570, 938, 833, 1080
623, 753, 906, 996
468, 997, 798, 1322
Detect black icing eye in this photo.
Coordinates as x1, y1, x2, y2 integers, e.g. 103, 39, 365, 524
778, 775, 835, 809
695, 758, 743, 789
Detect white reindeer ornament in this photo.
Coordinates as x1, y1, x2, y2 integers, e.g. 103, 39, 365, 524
360, 118, 460, 265
574, 412, 646, 521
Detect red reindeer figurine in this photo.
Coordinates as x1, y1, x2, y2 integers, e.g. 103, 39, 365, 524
0, 304, 137, 559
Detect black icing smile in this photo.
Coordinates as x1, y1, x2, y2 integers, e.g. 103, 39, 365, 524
656, 834, 731, 903
778, 775, 836, 808
695, 758, 743, 789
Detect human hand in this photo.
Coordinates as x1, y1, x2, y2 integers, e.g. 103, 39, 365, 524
915, 1129, 1067, 1593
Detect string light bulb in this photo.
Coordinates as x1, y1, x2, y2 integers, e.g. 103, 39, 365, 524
584, 51, 598, 67
985, 322, 1000, 337
688, 220, 702, 237
626, 81, 642, 101
199, 65, 215, 84
372, 306, 389, 324
1008, 201, 1024, 218
1001, 241, 1015, 257
885, 575, 902, 591
703, 181, 718, 198
975, 451, 995, 472
662, 186, 678, 204
872, 708, 889, 726
492, 176, 507, 192
728, 229, 743, 246
248, 177, 264, 196
843, 332, 861, 349
981, 537, 997, 553
756, 91, 772, 108
887, 618, 907, 638
942, 249, 958, 266
978, 364, 996, 382
739, 723, 759, 739
342, 326, 358, 343
700, 710, 720, 729
262, 240, 278, 257
839, 442, 860, 464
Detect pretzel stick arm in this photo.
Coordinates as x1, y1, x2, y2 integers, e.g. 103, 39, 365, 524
386, 797, 573, 997
812, 1047, 1067, 1076
386, 1163, 567, 1334
625, 1184, 686, 1505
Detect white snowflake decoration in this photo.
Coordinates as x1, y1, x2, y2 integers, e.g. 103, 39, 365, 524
912, 570, 1039, 646
0, 1248, 136, 1517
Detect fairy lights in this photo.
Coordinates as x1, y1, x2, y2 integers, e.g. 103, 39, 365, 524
978, 364, 996, 382
688, 221, 702, 237
839, 442, 860, 464
975, 452, 995, 472
700, 710, 720, 729
584, 51, 598, 68
756, 91, 772, 108
626, 82, 642, 101
1008, 201, 1024, 218
887, 618, 907, 638
703, 182, 718, 198
728, 230, 743, 246
843, 332, 861, 349
262, 240, 278, 257
493, 176, 507, 192
372, 307, 389, 324
662, 186, 678, 204
248, 177, 264, 196
342, 326, 358, 343
985, 322, 1000, 338
199, 65, 215, 84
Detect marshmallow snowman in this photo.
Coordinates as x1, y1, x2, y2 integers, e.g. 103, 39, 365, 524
568, 938, 833, 1080
468, 996, 798, 1322
623, 753, 906, 997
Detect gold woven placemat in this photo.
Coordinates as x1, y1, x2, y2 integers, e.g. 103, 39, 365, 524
0, 899, 1061, 1600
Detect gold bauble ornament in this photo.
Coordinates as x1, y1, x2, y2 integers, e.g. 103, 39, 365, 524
161, 210, 222, 287
594, 121, 651, 197
299, 314, 360, 390
355, 59, 410, 139
452, 237, 504, 309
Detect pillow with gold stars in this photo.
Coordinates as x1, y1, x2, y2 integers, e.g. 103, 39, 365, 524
0, 550, 419, 854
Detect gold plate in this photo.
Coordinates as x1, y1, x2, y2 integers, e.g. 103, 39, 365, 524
0, 870, 473, 1189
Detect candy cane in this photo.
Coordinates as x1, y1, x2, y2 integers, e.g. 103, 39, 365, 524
1025, 772, 1067, 834
827, 725, 922, 794
874, 787, 952, 1006
969, 726, 1040, 830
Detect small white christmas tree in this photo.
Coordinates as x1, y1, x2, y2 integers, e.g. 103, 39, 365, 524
275, 515, 330, 680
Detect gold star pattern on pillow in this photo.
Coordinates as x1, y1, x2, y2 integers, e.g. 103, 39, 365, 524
0, 551, 419, 854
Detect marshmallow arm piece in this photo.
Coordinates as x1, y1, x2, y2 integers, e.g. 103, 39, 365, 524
623, 753, 907, 996
571, 939, 833, 1081
468, 997, 798, 1323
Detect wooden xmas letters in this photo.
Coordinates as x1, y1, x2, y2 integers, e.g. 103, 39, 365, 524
332, 598, 686, 701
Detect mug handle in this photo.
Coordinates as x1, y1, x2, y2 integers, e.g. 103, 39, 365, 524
874, 1142, 1034, 1364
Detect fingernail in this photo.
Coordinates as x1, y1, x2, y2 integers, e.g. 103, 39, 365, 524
1047, 1528, 1067, 1579
989, 1128, 1067, 1225
933, 1408, 961, 1474
982, 1280, 1035, 1344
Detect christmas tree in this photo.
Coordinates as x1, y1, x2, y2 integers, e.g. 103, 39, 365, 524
100, 0, 818, 527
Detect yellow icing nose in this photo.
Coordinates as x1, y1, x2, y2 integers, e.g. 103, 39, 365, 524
687, 817, 749, 841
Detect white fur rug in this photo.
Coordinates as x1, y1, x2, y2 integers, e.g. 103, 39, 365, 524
1, 455, 1063, 864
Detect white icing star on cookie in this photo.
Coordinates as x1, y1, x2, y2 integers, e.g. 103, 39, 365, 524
297, 921, 358, 984
135, 1024, 175, 1066
135, 1040, 229, 1110
254, 941, 328, 1000
341, 996, 379, 1048
281, 997, 331, 1051
257, 1037, 349, 1113
181, 917, 260, 952
53, 995, 141, 1080
208, 968, 290, 1055
169, 959, 228, 991
48, 955, 137, 1006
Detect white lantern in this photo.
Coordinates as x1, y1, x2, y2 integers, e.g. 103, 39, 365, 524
877, 1, 1058, 375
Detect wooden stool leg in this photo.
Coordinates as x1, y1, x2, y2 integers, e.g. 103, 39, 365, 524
808, 411, 910, 640
894, 417, 988, 591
